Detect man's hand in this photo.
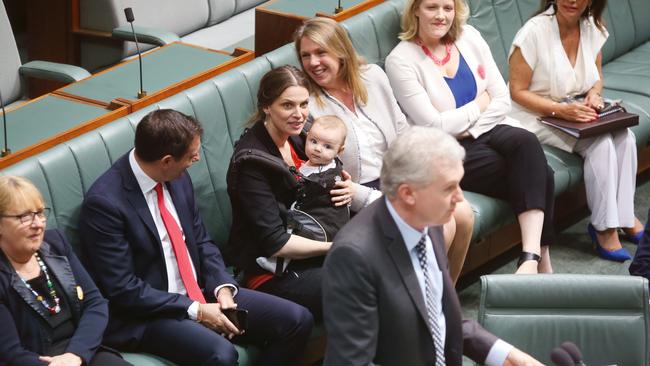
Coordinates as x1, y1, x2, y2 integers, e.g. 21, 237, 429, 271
39, 353, 83, 366
216, 287, 237, 309
503, 347, 545, 366
198, 303, 242, 339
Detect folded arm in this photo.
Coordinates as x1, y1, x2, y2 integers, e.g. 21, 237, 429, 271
471, 35, 513, 135
235, 165, 330, 260
385, 53, 481, 136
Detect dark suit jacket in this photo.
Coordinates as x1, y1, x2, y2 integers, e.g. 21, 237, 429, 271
0, 229, 108, 365
323, 199, 497, 366
79, 153, 235, 349
630, 210, 650, 287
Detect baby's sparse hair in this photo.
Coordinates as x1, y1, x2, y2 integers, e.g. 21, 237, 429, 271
310, 115, 347, 148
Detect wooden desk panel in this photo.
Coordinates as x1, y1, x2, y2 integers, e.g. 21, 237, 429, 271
0, 94, 128, 169
54, 42, 254, 113
0, 43, 253, 169
255, 0, 383, 55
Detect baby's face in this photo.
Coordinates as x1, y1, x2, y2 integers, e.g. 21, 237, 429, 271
305, 125, 344, 166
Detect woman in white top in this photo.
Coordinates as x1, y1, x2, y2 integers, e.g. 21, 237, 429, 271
294, 17, 472, 283
509, 0, 642, 262
385, 0, 555, 273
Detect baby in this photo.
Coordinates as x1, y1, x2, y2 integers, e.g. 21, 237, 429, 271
257, 115, 350, 274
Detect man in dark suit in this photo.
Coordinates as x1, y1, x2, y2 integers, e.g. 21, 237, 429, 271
323, 126, 542, 366
630, 209, 650, 288
79, 109, 313, 366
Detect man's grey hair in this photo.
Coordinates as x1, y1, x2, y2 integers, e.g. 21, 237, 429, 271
380, 126, 465, 198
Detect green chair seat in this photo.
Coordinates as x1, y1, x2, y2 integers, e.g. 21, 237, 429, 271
479, 274, 650, 366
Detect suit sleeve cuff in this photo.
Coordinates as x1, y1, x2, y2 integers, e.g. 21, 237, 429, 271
485, 339, 513, 366
214, 284, 238, 299
187, 301, 199, 321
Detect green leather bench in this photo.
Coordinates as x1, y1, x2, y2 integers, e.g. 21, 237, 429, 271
1, 48, 329, 364
3, 0, 650, 364
479, 274, 650, 365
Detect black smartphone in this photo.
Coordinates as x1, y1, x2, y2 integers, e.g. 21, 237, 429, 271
222, 308, 248, 332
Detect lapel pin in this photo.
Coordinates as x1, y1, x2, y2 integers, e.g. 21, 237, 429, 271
477, 65, 486, 80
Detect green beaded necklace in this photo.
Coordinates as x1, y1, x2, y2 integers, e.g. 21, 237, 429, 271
18, 253, 61, 315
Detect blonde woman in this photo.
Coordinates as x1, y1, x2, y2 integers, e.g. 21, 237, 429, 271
295, 17, 474, 283
386, 0, 555, 273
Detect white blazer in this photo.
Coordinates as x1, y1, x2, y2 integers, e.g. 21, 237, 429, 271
385, 24, 520, 139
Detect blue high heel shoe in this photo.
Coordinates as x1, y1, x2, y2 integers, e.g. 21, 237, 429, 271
588, 224, 632, 262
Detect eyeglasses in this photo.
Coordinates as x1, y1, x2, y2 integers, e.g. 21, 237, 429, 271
1, 208, 51, 225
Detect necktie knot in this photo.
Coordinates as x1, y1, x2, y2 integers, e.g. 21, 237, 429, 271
154, 182, 164, 196
416, 234, 428, 270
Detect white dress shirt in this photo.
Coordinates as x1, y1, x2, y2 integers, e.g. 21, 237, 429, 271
385, 198, 512, 365
299, 160, 337, 177
129, 150, 236, 319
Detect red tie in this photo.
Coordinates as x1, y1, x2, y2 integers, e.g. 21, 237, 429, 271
154, 183, 206, 303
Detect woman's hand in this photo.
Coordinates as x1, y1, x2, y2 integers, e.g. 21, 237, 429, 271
330, 170, 355, 207
584, 89, 604, 111
558, 102, 597, 123
39, 353, 82, 366
475, 91, 491, 112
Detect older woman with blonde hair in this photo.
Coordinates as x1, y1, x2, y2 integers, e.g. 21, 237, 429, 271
0, 176, 131, 366
385, 0, 555, 273
295, 17, 473, 282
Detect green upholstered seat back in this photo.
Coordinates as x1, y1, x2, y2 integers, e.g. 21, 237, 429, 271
465, 0, 539, 80
340, 1, 404, 68
602, 0, 637, 64
601, 0, 650, 64
479, 274, 650, 366
1, 55, 278, 255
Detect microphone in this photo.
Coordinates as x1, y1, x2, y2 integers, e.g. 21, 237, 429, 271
0, 84, 10, 157
551, 347, 575, 366
335, 0, 343, 14
124, 7, 147, 99
561, 342, 587, 366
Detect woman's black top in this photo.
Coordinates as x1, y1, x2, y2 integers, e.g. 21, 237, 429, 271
26, 271, 75, 355
226, 121, 308, 276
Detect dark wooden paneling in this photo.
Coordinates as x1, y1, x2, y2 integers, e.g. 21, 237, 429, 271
25, 0, 74, 97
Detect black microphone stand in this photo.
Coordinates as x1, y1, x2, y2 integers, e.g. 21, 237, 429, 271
0, 87, 10, 157
124, 8, 147, 99
335, 0, 343, 14
132, 22, 147, 99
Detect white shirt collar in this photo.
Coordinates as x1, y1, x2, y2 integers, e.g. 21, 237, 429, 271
385, 197, 428, 252
129, 149, 158, 194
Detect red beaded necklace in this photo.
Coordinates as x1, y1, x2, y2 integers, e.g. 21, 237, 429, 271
416, 38, 452, 66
